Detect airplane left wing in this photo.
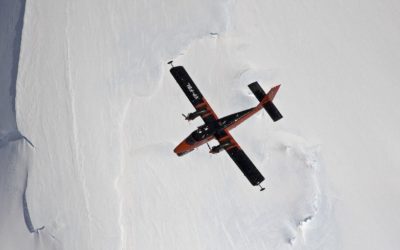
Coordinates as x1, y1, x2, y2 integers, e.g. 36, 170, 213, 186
170, 66, 218, 124
215, 130, 265, 186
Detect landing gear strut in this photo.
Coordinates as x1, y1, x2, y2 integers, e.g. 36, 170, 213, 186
258, 184, 266, 191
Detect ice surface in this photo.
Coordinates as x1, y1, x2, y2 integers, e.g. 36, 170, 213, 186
1, 0, 400, 249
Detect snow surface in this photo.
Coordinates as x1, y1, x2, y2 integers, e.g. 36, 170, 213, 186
1, 0, 400, 249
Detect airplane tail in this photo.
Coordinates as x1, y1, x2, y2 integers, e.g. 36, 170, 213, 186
248, 82, 283, 122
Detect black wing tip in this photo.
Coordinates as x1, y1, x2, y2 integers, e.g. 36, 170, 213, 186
170, 65, 184, 70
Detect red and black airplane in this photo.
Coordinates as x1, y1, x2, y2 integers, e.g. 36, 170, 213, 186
169, 62, 283, 191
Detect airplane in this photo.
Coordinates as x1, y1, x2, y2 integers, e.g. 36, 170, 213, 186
169, 61, 283, 191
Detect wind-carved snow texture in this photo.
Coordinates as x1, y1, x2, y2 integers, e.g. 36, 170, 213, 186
7, 0, 400, 249
284, 145, 322, 247
0, 140, 56, 249
112, 30, 332, 248
15, 1, 332, 246
108, 0, 234, 97
118, 129, 326, 249
0, 130, 34, 148
22, 171, 45, 233
0, 0, 25, 133
64, 1, 95, 246
114, 98, 132, 250
0, 0, 32, 150
15, 0, 235, 249
0, 0, 43, 247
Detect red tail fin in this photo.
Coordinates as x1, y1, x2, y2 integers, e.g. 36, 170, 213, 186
261, 85, 281, 104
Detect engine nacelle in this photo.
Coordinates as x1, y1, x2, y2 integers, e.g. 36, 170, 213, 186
209, 141, 231, 154
183, 109, 207, 121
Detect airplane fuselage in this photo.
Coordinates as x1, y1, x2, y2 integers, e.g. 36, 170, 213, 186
174, 104, 264, 156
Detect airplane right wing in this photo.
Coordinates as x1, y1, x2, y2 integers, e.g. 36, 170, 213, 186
215, 130, 265, 186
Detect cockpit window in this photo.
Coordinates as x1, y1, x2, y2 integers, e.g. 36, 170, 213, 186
191, 125, 212, 141
185, 135, 196, 145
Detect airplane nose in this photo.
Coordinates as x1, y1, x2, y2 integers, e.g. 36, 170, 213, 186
174, 140, 192, 156
173, 146, 182, 156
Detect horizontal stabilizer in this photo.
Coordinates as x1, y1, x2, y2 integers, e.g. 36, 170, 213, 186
264, 101, 282, 122
248, 82, 283, 122
248, 82, 266, 102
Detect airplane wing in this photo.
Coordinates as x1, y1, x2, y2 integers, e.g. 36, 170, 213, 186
170, 66, 218, 124
215, 130, 265, 186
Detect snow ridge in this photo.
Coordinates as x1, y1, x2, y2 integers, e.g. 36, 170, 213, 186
64, 1, 93, 246
115, 98, 132, 250
22, 170, 44, 233
286, 146, 322, 247
0, 130, 33, 148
